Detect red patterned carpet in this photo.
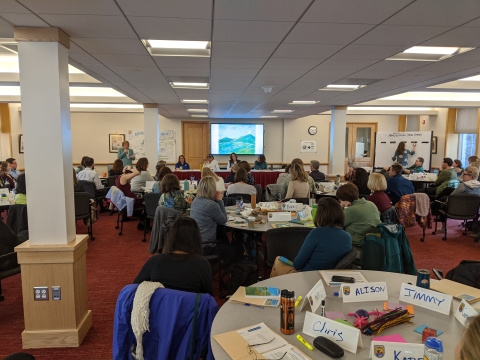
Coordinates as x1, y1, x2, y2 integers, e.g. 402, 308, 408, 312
0, 213, 479, 359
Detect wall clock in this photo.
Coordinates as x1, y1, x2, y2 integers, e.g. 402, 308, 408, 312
308, 126, 317, 135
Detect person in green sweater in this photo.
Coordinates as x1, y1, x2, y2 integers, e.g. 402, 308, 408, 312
117, 140, 136, 167
423, 157, 458, 197
336, 183, 381, 249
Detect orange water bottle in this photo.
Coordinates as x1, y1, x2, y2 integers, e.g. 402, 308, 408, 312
280, 290, 295, 335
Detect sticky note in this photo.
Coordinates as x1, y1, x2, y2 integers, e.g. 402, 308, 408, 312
414, 324, 443, 336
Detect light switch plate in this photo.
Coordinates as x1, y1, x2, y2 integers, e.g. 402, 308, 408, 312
34, 286, 48, 301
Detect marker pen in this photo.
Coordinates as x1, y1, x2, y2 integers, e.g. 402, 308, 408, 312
321, 299, 325, 317
296, 334, 313, 351
295, 296, 303, 307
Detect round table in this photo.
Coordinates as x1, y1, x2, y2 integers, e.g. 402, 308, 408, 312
211, 270, 463, 359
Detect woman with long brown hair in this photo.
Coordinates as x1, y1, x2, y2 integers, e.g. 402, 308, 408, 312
109, 159, 124, 176
391, 141, 416, 167
285, 163, 309, 199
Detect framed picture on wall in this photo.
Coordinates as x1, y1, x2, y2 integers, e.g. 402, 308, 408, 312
19, 134, 24, 153
432, 136, 437, 154
109, 134, 125, 153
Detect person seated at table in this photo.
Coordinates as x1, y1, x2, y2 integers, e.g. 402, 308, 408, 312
404, 157, 425, 174
226, 168, 257, 196
254, 154, 267, 170
421, 158, 457, 197
6, 158, 20, 180
336, 183, 381, 249
130, 157, 155, 192
453, 159, 463, 178
115, 168, 143, 205
309, 160, 326, 181
455, 314, 480, 360
276, 164, 291, 184
190, 176, 236, 266
117, 140, 135, 167
227, 153, 240, 170
73, 168, 85, 192
385, 163, 414, 205
238, 161, 255, 186
175, 155, 190, 170
279, 159, 316, 198
451, 166, 480, 196
201, 167, 225, 192
133, 217, 212, 295
152, 166, 172, 193
285, 164, 310, 199
76, 157, 103, 190
367, 173, 391, 212
225, 163, 239, 184
270, 197, 352, 277
351, 167, 370, 196
0, 161, 15, 190
109, 159, 124, 177
158, 174, 190, 214
391, 141, 416, 167
203, 154, 220, 170
344, 162, 358, 182
76, 156, 89, 174
153, 160, 166, 181
14, 173, 27, 205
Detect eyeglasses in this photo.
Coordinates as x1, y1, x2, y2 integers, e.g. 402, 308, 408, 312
246, 337, 281, 360
248, 349, 286, 360
463, 172, 472, 176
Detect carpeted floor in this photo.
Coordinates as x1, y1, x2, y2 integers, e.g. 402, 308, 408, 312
0, 213, 479, 359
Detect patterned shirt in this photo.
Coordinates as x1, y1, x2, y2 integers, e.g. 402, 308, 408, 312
159, 191, 190, 214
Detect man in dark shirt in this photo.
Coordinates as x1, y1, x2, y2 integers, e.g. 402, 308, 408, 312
309, 160, 326, 181
385, 163, 414, 205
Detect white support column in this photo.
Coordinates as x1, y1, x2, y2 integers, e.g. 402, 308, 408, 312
17, 27, 75, 245
143, 104, 160, 169
329, 106, 347, 176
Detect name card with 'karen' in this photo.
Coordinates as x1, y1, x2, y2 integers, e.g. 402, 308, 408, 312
340, 282, 388, 303
370, 341, 423, 360
399, 283, 452, 315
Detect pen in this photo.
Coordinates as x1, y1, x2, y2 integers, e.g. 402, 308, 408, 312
296, 334, 313, 351
244, 303, 264, 309
321, 299, 325, 317
295, 296, 303, 307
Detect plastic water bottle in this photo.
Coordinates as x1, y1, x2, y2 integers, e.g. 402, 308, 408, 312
424, 337, 443, 360
8, 191, 14, 204
183, 179, 189, 191
311, 204, 318, 220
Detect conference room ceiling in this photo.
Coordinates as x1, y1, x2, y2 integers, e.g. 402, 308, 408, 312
1, 0, 480, 118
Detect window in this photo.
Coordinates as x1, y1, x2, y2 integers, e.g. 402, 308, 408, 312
458, 133, 476, 167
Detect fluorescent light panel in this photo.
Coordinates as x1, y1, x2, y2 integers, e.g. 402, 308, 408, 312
148, 40, 209, 49
170, 82, 209, 89
458, 75, 480, 81
261, 115, 278, 118
271, 110, 293, 113
71, 104, 143, 109
289, 101, 318, 105
191, 114, 208, 117
320, 84, 365, 91
387, 46, 474, 61
381, 91, 480, 102
187, 109, 208, 113
145, 40, 211, 57
348, 107, 433, 111
182, 99, 208, 104
404, 46, 458, 55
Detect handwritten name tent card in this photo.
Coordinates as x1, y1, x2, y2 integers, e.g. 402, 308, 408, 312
303, 311, 363, 354
369, 341, 424, 360
455, 300, 480, 327
340, 282, 388, 303
300, 279, 326, 312
399, 283, 452, 315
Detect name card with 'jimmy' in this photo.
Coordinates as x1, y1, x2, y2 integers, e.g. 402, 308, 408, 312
340, 282, 388, 303
303, 311, 363, 354
399, 283, 452, 315
455, 300, 479, 327
370, 341, 423, 360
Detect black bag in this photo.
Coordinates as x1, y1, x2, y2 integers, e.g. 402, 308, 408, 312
227, 260, 258, 295
231, 231, 255, 261
446, 260, 480, 289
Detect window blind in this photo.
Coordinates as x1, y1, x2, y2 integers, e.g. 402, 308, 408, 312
455, 108, 478, 134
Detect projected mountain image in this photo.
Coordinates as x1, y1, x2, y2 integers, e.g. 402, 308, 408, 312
219, 134, 256, 154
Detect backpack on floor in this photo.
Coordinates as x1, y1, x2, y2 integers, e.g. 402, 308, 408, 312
227, 260, 258, 295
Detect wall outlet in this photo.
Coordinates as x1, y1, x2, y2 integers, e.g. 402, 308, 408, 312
34, 286, 48, 301
52, 286, 61, 300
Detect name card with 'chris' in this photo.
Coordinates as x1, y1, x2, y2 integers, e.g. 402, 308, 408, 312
399, 283, 452, 315
340, 282, 388, 303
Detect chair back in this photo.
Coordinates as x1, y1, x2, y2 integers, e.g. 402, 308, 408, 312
106, 175, 118, 187
283, 198, 309, 205
265, 227, 312, 267
228, 193, 251, 202
107, 164, 113, 172
148, 206, 183, 254
144, 192, 161, 218
222, 197, 237, 207
265, 184, 282, 201
74, 192, 90, 219
447, 194, 480, 218
254, 184, 263, 202
6, 204, 28, 233
334, 247, 357, 269
380, 206, 400, 224
78, 180, 96, 199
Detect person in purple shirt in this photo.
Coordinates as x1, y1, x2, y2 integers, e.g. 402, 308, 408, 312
385, 163, 414, 205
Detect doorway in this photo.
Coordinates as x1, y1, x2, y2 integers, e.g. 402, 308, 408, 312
182, 121, 210, 169
345, 123, 377, 171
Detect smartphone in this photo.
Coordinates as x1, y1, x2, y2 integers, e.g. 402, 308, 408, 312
331, 275, 355, 283
279, 256, 294, 267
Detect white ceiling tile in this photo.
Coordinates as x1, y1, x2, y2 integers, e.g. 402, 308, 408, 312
0, 13, 49, 26
94, 54, 156, 67
117, 0, 212, 19
211, 68, 259, 77
273, 44, 344, 59
2, 0, 31, 13
384, 0, 480, 26
464, 17, 480, 27
331, 45, 408, 60
250, 77, 297, 86
213, 42, 278, 57
128, 17, 211, 40
108, 65, 161, 75
18, 0, 123, 15
363, 60, 427, 72
418, 60, 480, 73
213, 20, 294, 42
69, 53, 103, 66
304, 69, 356, 78
284, 23, 375, 44
263, 58, 321, 70
256, 68, 308, 78
420, 27, 480, 47
0, 18, 14, 37
301, 0, 413, 24
211, 57, 267, 69
74, 38, 147, 55
349, 69, 402, 79
154, 57, 210, 68
161, 67, 210, 77
354, 25, 452, 46
314, 59, 378, 71
210, 76, 253, 85
215, 0, 311, 21
40, 15, 137, 39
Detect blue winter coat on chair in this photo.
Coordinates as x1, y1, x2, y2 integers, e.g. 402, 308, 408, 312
113, 284, 219, 360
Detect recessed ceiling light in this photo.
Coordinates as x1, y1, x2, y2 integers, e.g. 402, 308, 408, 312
187, 109, 209, 113
387, 46, 473, 62
144, 40, 211, 57
70, 104, 143, 109
289, 101, 318, 105
458, 75, 480, 81
380, 91, 480, 102
182, 99, 208, 104
191, 114, 208, 117
271, 110, 293, 113
404, 46, 458, 55
148, 40, 209, 49
0, 86, 20, 96
261, 115, 278, 118
320, 85, 364, 91
170, 82, 209, 89
348, 107, 434, 111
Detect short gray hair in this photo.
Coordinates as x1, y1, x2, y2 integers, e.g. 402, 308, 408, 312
310, 160, 320, 170
465, 166, 479, 181
196, 176, 217, 200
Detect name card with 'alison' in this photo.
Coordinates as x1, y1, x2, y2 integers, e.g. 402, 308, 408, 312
340, 282, 388, 303
399, 283, 452, 315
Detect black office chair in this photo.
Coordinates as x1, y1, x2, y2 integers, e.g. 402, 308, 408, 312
142, 192, 161, 242
78, 180, 107, 212
228, 193, 252, 202
222, 197, 237, 207
74, 192, 94, 240
282, 198, 309, 205
334, 248, 357, 269
254, 184, 263, 202
265, 227, 312, 268
106, 175, 119, 187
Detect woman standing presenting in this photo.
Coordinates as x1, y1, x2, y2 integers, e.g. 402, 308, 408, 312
117, 141, 136, 167
391, 141, 415, 167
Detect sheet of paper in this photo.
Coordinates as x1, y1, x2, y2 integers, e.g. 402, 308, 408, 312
369, 341, 424, 360
237, 323, 288, 354
262, 345, 312, 360
319, 270, 368, 287
325, 311, 347, 321
455, 300, 480, 327
372, 334, 407, 343
340, 282, 388, 303
399, 283, 452, 315
302, 311, 362, 354
300, 279, 326, 313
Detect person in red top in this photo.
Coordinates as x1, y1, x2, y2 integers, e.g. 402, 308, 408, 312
115, 168, 142, 204
367, 173, 391, 212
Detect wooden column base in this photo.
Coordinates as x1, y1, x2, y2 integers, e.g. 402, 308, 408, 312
15, 235, 92, 349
